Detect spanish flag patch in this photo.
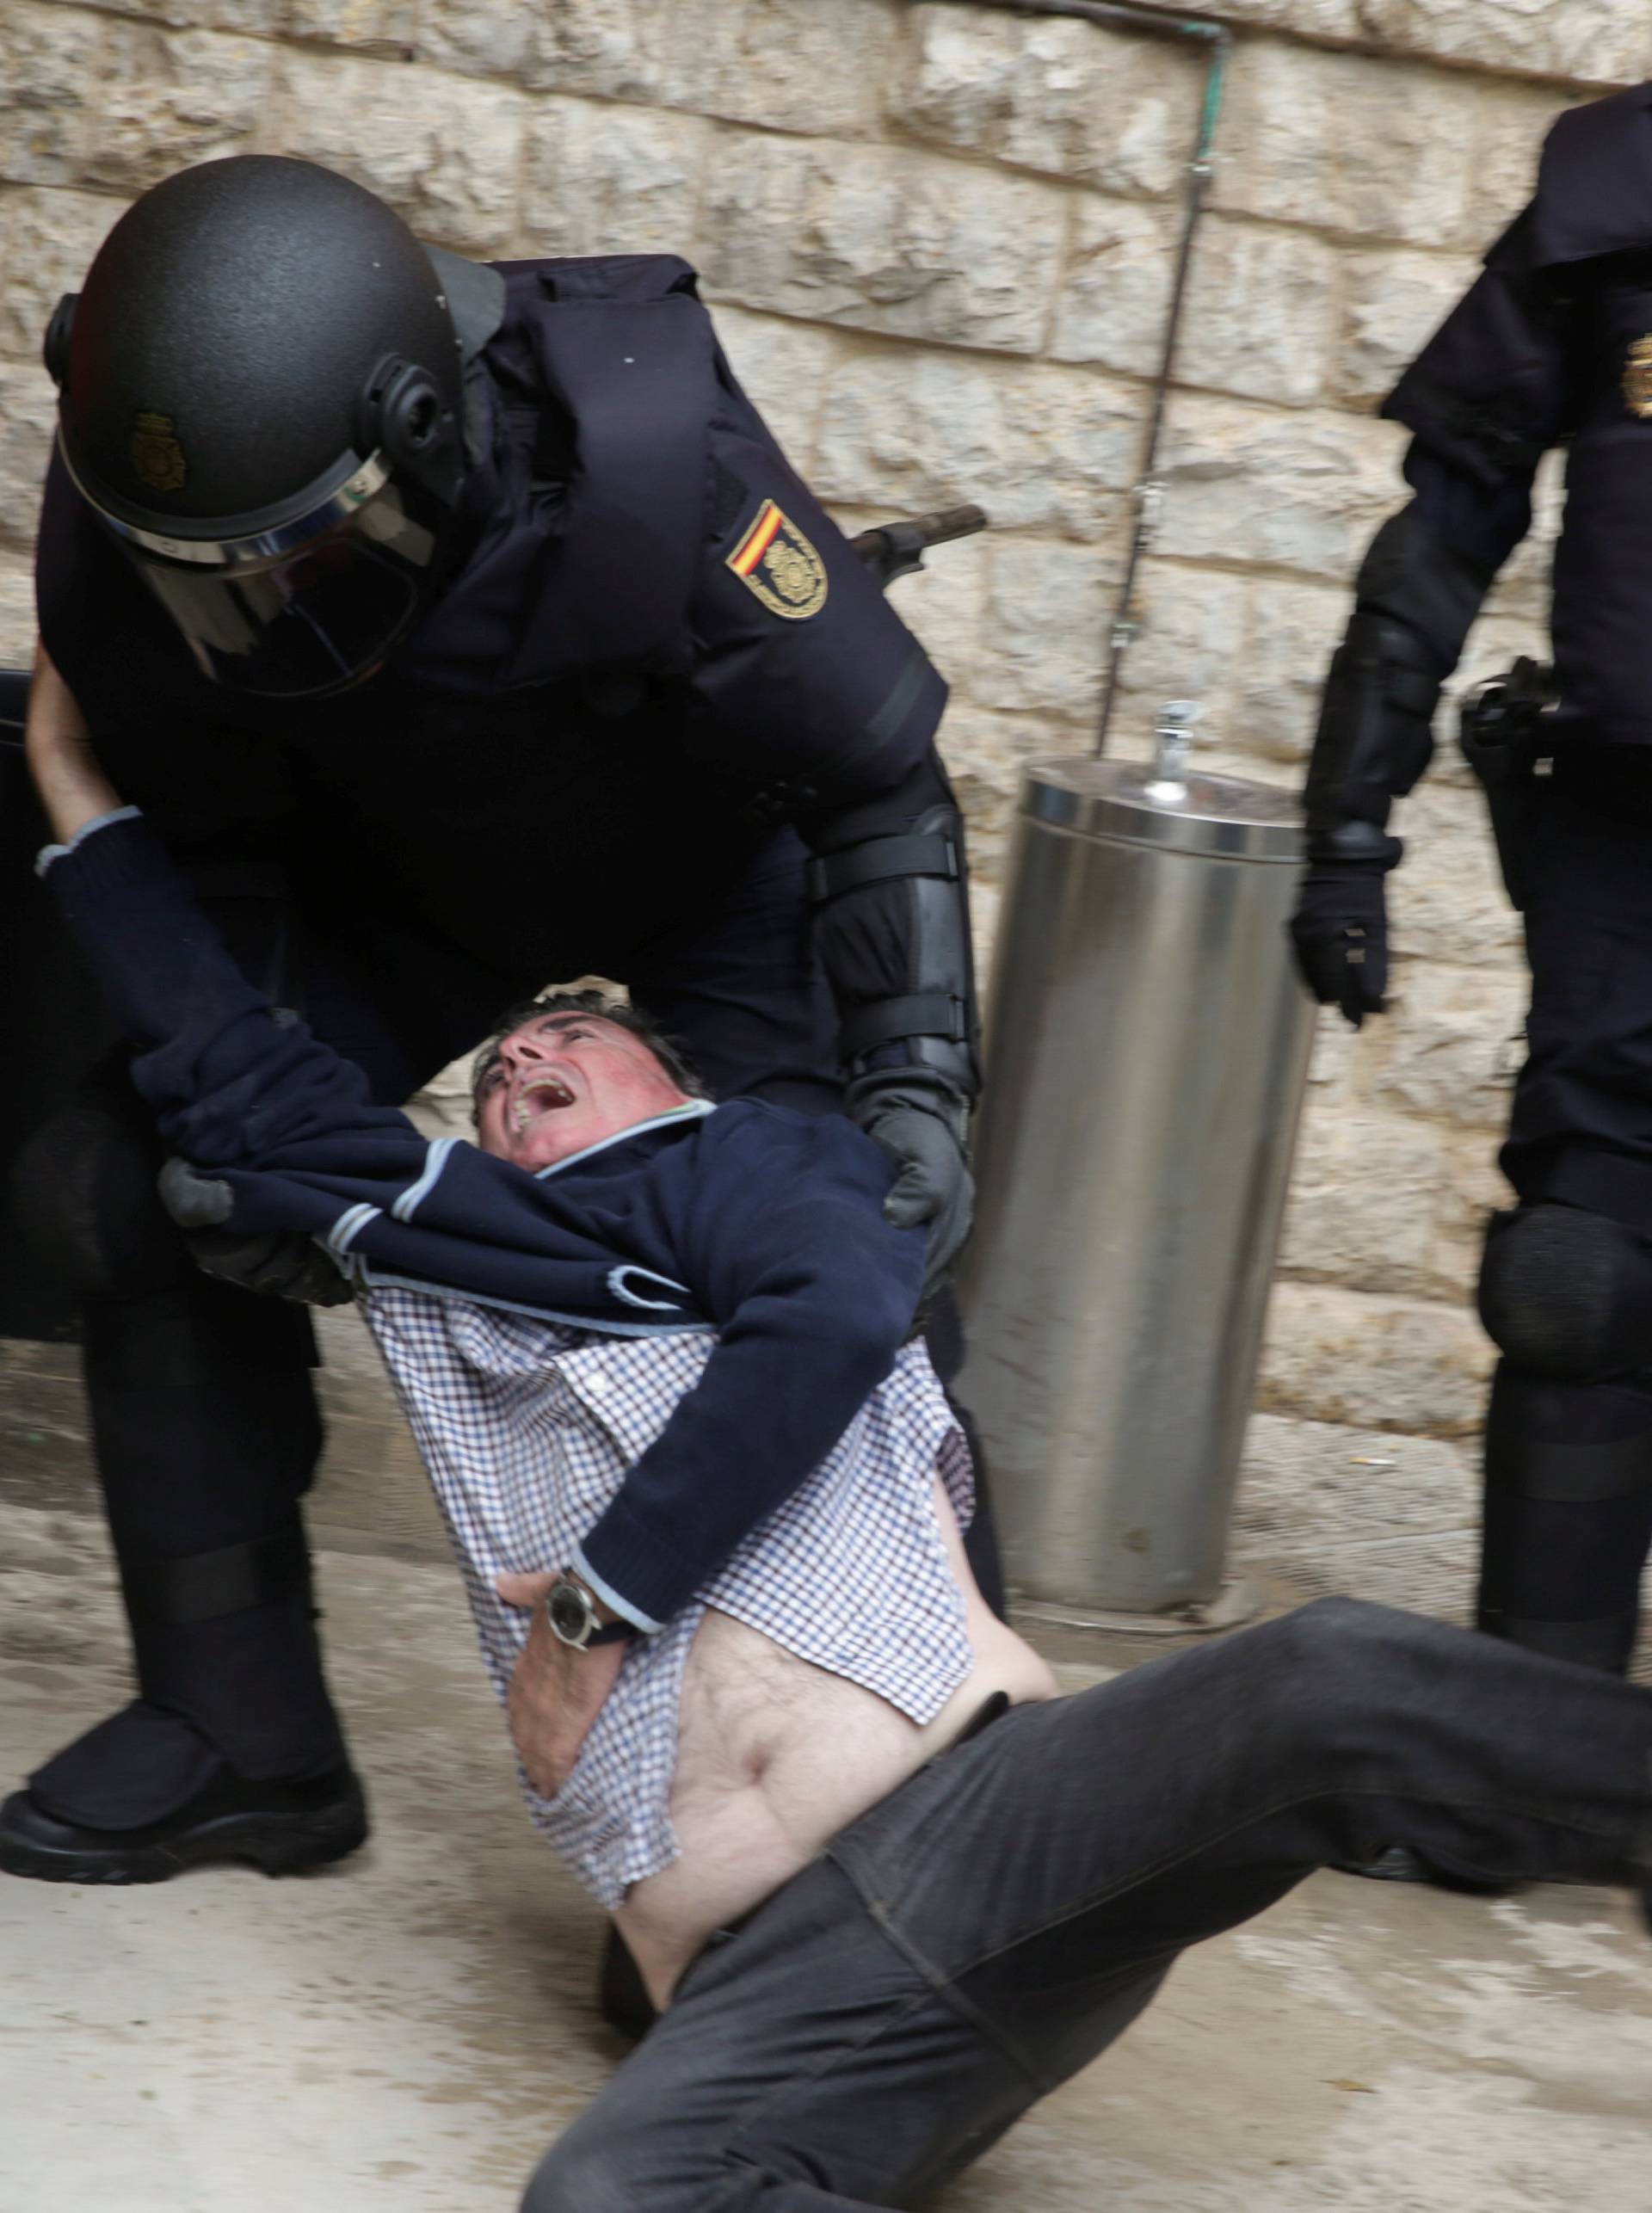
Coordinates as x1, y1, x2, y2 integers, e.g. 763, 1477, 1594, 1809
725, 498, 829, 621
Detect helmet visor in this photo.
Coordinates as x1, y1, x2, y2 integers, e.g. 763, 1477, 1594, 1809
119, 473, 447, 699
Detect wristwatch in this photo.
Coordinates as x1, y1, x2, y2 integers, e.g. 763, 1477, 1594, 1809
544, 1572, 636, 1650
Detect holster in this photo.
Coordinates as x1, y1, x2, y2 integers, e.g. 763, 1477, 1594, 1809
1458, 657, 1554, 911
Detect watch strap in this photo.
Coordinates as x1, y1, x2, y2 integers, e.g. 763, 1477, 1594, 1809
546, 1573, 638, 1649
584, 1617, 637, 1646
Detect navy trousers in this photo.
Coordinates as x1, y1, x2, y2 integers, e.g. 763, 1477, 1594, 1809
1505, 773, 1652, 1224
1482, 771, 1652, 1671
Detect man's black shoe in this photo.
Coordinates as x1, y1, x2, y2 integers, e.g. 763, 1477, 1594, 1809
1332, 1843, 1520, 1896
0, 1761, 367, 1884
599, 1925, 658, 2041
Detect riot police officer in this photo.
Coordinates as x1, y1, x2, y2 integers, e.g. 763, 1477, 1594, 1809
0, 154, 988, 1883
1291, 83, 1652, 1704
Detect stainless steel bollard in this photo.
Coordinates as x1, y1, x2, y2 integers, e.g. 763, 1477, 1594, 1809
959, 723, 1314, 1625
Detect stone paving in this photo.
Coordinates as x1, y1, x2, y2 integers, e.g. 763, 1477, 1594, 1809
3, 1316, 1651, 2209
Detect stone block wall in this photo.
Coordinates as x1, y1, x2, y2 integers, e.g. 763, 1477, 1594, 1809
2, 0, 1645, 1435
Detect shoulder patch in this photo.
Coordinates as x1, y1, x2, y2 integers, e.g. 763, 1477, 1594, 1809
725, 499, 829, 621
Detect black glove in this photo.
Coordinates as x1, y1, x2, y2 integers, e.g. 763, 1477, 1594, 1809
1288, 856, 1393, 1028
846, 1073, 974, 1298
158, 1156, 355, 1306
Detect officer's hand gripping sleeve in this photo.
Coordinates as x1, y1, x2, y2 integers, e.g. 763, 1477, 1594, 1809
158, 1156, 354, 1305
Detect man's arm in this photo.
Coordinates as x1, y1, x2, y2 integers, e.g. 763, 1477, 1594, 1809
23, 638, 122, 836
1291, 206, 1581, 1026
476, 1113, 927, 1806
490, 1575, 630, 1801
483, 1116, 925, 1806
28, 648, 426, 1226
570, 1107, 928, 1633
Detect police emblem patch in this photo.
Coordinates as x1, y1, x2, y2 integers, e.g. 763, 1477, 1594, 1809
130, 410, 188, 493
1624, 338, 1652, 421
725, 499, 829, 620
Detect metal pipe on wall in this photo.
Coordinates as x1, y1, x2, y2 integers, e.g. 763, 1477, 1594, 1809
947, 0, 1234, 754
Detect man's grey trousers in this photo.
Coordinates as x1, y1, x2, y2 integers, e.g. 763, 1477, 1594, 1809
524, 1598, 1652, 2211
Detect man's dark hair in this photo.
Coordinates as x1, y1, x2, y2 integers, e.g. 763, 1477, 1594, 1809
469, 988, 709, 1122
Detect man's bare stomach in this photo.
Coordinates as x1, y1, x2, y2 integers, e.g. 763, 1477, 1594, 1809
614, 1478, 1057, 2009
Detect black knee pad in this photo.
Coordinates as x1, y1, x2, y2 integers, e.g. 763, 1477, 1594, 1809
1477, 1203, 1652, 1380
9, 1090, 185, 1300
1480, 1365, 1652, 1673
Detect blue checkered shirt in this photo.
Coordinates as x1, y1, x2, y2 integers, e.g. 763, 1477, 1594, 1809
364, 1286, 976, 1908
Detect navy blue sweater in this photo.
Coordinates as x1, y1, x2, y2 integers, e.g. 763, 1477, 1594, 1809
45, 811, 927, 1628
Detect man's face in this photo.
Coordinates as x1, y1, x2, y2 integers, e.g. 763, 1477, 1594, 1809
474, 1012, 693, 1173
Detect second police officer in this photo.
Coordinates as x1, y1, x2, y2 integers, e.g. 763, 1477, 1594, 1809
1291, 83, 1652, 1735
0, 157, 992, 1885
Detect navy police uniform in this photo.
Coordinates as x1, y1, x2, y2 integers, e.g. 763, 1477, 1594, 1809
0, 252, 992, 1861
1292, 83, 1652, 1677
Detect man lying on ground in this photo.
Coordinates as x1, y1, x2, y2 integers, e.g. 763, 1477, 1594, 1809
21, 648, 1051, 2012
27, 656, 1652, 2211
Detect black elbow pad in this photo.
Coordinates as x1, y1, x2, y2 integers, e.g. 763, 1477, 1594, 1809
804, 755, 980, 1100
1304, 506, 1495, 852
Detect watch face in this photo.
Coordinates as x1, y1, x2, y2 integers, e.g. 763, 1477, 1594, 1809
547, 1581, 591, 1645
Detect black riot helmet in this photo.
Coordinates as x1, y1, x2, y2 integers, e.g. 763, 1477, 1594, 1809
46, 156, 505, 698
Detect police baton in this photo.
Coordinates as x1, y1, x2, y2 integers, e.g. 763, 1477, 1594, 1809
850, 504, 988, 595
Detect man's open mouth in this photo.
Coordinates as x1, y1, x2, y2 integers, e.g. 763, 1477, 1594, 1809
513, 1076, 576, 1130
